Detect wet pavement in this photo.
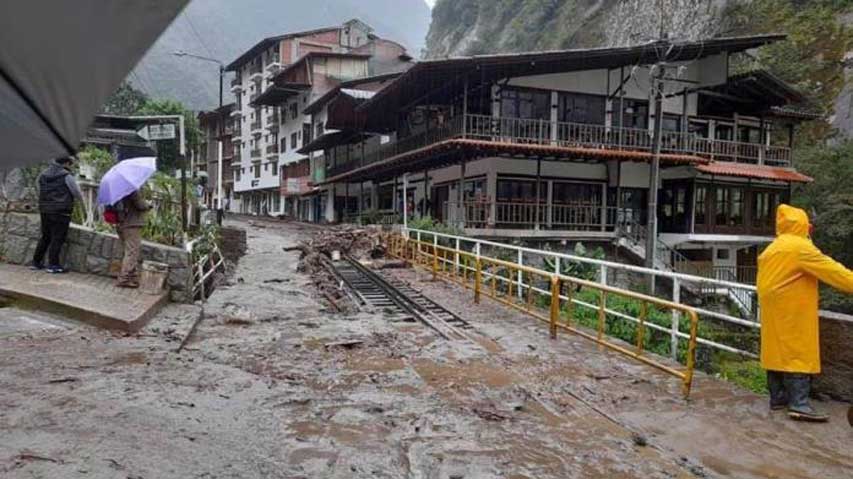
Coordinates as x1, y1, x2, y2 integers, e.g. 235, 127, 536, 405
1, 217, 850, 478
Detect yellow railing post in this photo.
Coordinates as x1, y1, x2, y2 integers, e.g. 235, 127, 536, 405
474, 257, 482, 304
682, 312, 699, 399
432, 244, 439, 281
549, 275, 560, 339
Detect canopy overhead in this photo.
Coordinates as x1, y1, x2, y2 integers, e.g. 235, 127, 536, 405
0, 0, 189, 169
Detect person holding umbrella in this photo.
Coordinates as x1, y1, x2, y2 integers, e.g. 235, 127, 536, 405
98, 157, 156, 288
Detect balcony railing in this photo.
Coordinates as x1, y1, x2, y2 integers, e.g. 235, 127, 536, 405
442, 200, 621, 232
266, 144, 279, 155
250, 121, 262, 132
250, 149, 262, 159
324, 114, 792, 179
230, 77, 242, 88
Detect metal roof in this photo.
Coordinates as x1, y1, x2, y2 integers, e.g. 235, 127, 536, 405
357, 34, 788, 131
224, 26, 340, 71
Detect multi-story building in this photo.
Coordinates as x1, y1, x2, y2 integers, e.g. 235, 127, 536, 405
310, 34, 818, 289
225, 19, 411, 216
197, 103, 236, 211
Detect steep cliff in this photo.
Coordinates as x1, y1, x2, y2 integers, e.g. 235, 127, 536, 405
424, 0, 727, 58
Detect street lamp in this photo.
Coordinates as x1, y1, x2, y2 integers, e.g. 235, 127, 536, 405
173, 50, 226, 225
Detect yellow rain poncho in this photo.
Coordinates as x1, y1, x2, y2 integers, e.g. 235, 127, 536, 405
758, 204, 853, 374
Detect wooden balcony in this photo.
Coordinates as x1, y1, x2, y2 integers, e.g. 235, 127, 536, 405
324, 114, 793, 179
442, 200, 622, 232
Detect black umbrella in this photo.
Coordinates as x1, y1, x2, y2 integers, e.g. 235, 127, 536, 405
0, 0, 189, 169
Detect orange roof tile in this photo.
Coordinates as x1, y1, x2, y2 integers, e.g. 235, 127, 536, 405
696, 162, 813, 183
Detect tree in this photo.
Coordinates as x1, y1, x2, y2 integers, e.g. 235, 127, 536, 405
101, 81, 149, 115
793, 142, 853, 314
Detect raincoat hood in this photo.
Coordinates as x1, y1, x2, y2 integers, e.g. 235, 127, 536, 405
775, 204, 810, 238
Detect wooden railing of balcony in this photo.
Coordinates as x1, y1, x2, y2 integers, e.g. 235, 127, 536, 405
442, 200, 623, 232
324, 114, 792, 179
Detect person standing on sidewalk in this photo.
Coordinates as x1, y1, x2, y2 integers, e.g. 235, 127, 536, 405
115, 190, 150, 288
758, 204, 853, 422
32, 156, 83, 273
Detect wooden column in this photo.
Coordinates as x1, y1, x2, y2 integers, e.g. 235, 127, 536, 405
457, 158, 466, 226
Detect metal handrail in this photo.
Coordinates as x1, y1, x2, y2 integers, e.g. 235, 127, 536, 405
389, 233, 700, 398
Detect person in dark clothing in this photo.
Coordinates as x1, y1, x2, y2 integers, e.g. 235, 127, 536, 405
32, 156, 83, 273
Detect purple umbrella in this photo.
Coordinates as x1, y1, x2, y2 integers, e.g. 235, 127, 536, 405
97, 156, 157, 206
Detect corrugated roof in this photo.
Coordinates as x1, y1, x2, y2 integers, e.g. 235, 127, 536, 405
224, 26, 340, 71
696, 162, 813, 183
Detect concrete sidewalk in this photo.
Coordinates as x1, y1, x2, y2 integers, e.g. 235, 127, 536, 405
0, 263, 168, 331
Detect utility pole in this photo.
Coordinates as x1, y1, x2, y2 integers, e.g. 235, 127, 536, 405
645, 64, 665, 288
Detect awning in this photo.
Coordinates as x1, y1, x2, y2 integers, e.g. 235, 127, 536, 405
251, 84, 310, 107
696, 161, 813, 183
0, 0, 189, 169
298, 130, 370, 154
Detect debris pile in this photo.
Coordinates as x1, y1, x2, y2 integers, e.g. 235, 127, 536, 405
286, 225, 389, 312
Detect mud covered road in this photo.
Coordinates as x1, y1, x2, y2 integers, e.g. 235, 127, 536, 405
1, 218, 851, 478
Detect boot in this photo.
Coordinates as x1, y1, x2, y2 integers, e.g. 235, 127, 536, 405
785, 373, 828, 422
767, 371, 787, 411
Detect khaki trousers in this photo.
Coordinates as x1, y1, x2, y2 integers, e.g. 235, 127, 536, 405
117, 227, 142, 284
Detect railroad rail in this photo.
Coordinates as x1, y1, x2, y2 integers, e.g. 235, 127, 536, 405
333, 256, 474, 342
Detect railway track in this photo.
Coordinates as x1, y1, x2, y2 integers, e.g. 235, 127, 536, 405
333, 256, 474, 342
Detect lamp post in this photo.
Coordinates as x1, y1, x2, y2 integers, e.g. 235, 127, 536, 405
173, 50, 226, 225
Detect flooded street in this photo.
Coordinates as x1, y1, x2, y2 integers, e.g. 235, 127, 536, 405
1, 218, 850, 479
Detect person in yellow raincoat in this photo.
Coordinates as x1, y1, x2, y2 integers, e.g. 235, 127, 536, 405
758, 204, 853, 422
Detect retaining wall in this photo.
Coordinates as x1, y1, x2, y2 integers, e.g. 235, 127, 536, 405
0, 212, 191, 302
815, 310, 853, 401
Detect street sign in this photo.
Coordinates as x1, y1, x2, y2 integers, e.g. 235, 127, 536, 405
136, 123, 176, 141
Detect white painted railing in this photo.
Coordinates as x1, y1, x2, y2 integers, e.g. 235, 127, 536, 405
405, 227, 760, 359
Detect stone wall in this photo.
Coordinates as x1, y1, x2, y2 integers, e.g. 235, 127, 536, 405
0, 212, 192, 302
815, 310, 853, 401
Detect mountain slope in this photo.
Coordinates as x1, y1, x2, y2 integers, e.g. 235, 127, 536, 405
132, 0, 431, 111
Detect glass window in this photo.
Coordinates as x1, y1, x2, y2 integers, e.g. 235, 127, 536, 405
316, 121, 324, 138
613, 99, 648, 129
662, 114, 682, 132
500, 88, 551, 120
715, 124, 734, 141
497, 179, 546, 202
253, 164, 260, 178
290, 103, 298, 119
731, 188, 744, 225
558, 92, 605, 125
695, 186, 707, 225
715, 188, 730, 225
291, 133, 298, 149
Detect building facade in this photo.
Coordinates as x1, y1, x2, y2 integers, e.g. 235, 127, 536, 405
197, 103, 236, 210
225, 19, 411, 216
308, 35, 817, 289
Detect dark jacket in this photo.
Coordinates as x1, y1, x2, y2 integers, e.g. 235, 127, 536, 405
118, 190, 151, 228
38, 162, 77, 215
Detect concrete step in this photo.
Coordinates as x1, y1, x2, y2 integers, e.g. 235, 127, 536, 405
0, 263, 168, 332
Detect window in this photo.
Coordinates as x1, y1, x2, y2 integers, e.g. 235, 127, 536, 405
235, 169, 241, 182
715, 188, 730, 226
695, 186, 707, 225
281, 137, 287, 153
302, 123, 313, 146
613, 99, 648, 129
753, 190, 780, 228
270, 161, 278, 176
558, 92, 605, 125
717, 248, 730, 260
731, 188, 744, 225
263, 163, 268, 171
316, 121, 325, 138
497, 179, 547, 202
253, 164, 261, 178
715, 186, 745, 226
662, 114, 682, 132
715, 124, 734, 141
500, 88, 551, 120
291, 132, 298, 149
290, 103, 298, 119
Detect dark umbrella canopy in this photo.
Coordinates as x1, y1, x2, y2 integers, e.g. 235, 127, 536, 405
0, 0, 189, 169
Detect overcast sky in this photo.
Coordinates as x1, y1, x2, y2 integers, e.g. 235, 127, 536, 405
424, 0, 436, 8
